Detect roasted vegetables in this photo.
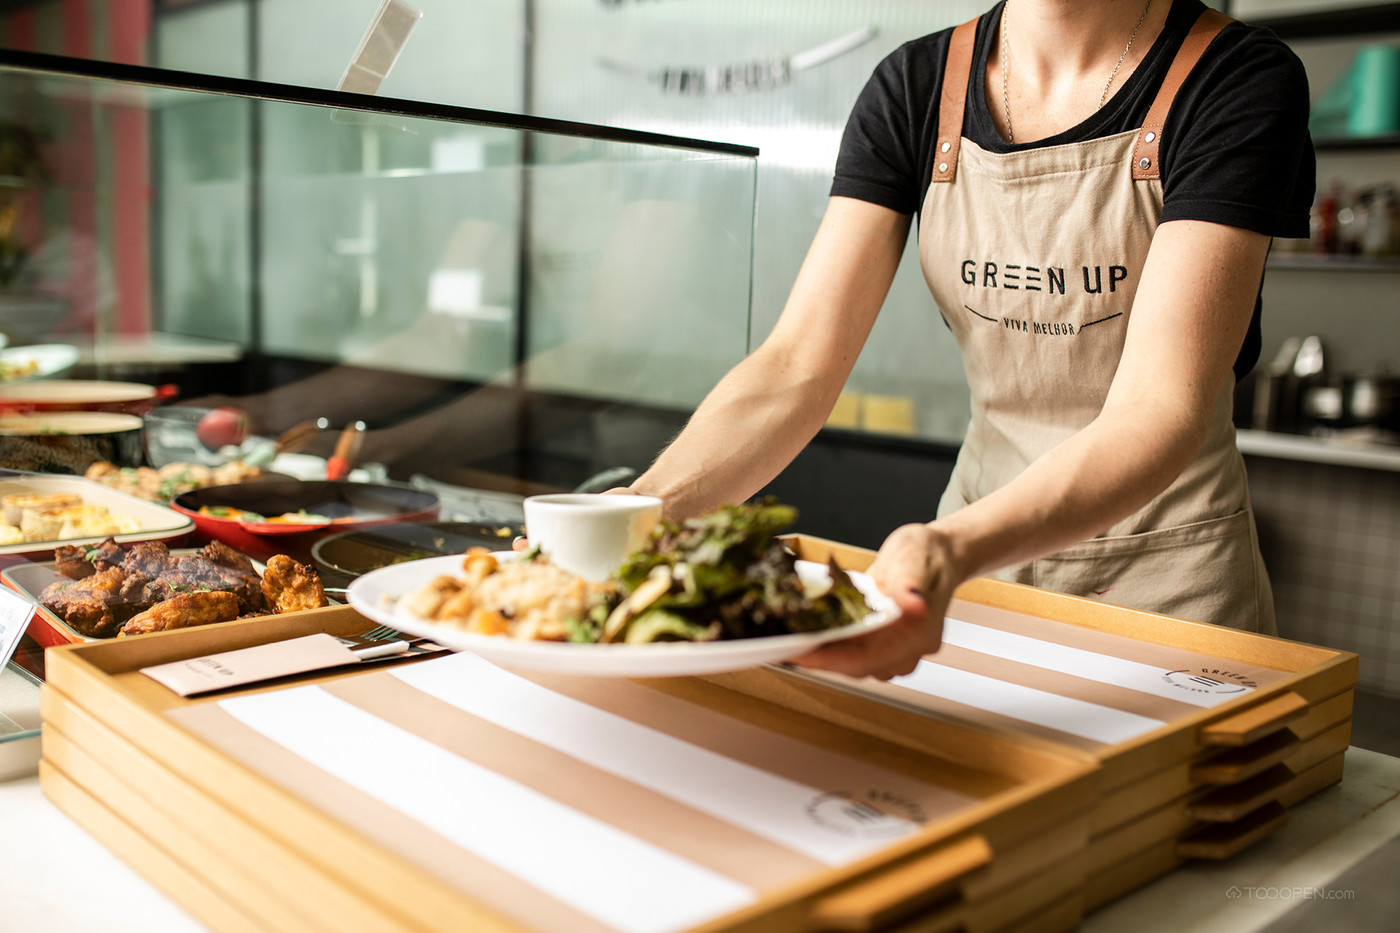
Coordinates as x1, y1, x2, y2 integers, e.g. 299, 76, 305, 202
400, 499, 871, 645
589, 499, 870, 644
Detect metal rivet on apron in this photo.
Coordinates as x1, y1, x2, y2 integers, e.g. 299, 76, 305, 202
941, 141, 951, 153
1138, 157, 1151, 169
939, 161, 949, 173
1144, 131, 1156, 143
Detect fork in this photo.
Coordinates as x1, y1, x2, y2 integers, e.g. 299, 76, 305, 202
358, 623, 408, 642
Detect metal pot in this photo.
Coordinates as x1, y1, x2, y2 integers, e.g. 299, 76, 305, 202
1348, 373, 1400, 429
1301, 381, 1346, 425
0, 411, 144, 474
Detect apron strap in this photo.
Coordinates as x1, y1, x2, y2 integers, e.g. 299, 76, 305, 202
931, 17, 979, 184
1132, 8, 1233, 181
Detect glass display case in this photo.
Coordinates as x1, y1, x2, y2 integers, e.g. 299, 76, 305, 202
0, 47, 758, 495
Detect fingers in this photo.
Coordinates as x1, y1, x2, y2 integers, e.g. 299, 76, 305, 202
790, 521, 958, 680
792, 606, 944, 680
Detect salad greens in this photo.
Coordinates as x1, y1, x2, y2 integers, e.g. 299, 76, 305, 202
579, 499, 869, 645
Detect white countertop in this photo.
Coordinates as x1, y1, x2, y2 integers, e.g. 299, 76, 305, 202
1, 773, 210, 933
2, 746, 1398, 933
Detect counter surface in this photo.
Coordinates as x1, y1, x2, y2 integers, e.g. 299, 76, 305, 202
2, 746, 1398, 933
1237, 429, 1400, 472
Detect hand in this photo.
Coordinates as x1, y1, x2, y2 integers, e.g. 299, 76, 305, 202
792, 522, 960, 680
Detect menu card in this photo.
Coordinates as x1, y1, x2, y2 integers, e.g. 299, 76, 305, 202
0, 587, 37, 671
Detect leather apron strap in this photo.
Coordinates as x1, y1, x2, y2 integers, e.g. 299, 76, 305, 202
933, 7, 1234, 185
1133, 8, 1232, 180
931, 18, 978, 184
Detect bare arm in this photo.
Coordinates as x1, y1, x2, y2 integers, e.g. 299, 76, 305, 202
802, 219, 1272, 677
630, 197, 912, 519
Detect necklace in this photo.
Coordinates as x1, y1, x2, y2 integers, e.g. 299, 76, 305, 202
999, 0, 1153, 144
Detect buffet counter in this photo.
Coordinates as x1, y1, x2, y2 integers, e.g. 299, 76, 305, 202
3, 746, 1398, 933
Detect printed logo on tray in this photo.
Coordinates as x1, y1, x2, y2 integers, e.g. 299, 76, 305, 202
1161, 668, 1258, 696
804, 790, 926, 839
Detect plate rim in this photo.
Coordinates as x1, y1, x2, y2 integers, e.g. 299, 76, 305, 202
344, 553, 898, 676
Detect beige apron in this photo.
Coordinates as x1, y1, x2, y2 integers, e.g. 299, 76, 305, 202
917, 9, 1276, 633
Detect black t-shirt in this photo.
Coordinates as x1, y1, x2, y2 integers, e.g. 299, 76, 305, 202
830, 0, 1316, 378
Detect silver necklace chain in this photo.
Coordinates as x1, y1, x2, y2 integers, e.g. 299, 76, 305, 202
1000, 0, 1153, 144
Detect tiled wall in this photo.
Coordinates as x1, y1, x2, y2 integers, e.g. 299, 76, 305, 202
1246, 455, 1400, 696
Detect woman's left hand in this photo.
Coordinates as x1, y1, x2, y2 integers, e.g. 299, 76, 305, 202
791, 522, 961, 679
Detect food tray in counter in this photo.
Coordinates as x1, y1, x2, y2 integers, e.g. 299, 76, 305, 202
2, 543, 332, 649
0, 473, 193, 559
766, 535, 1358, 904
1, 660, 42, 781
39, 605, 1103, 933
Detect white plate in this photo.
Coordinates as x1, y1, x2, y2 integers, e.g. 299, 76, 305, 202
0, 474, 195, 557
345, 554, 899, 677
0, 344, 80, 382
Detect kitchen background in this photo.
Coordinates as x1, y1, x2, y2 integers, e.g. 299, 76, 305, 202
0, 0, 1396, 702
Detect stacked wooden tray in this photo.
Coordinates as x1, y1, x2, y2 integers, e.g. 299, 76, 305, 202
773, 535, 1359, 912
39, 605, 1104, 933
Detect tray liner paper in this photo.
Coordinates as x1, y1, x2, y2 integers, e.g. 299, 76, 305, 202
167, 652, 982, 933
838, 600, 1296, 751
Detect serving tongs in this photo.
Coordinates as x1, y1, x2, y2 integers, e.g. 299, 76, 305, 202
327, 421, 366, 481
280, 419, 327, 454
241, 417, 329, 467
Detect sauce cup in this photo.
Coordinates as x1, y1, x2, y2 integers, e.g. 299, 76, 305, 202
522, 493, 662, 581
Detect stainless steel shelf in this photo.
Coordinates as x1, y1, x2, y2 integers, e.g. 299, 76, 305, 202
1268, 254, 1400, 273
1237, 428, 1400, 472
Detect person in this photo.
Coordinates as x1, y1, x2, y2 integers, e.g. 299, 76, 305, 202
619, 0, 1315, 680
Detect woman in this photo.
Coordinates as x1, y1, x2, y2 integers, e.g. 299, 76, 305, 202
623, 0, 1314, 679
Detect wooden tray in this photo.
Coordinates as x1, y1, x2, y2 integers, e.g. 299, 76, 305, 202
41, 605, 1102, 933
1084, 721, 1350, 879
782, 536, 1355, 764
1085, 689, 1352, 837
4, 547, 292, 648
1082, 748, 1346, 911
768, 534, 1358, 907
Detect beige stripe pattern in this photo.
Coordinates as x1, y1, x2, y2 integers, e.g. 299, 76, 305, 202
321, 675, 826, 887
947, 600, 1291, 689
169, 702, 624, 933
169, 657, 986, 933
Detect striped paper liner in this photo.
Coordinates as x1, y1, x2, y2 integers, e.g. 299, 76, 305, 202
169, 658, 983, 933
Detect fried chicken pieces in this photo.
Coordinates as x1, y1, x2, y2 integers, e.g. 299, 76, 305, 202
260, 553, 328, 614
39, 538, 328, 638
119, 591, 242, 637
